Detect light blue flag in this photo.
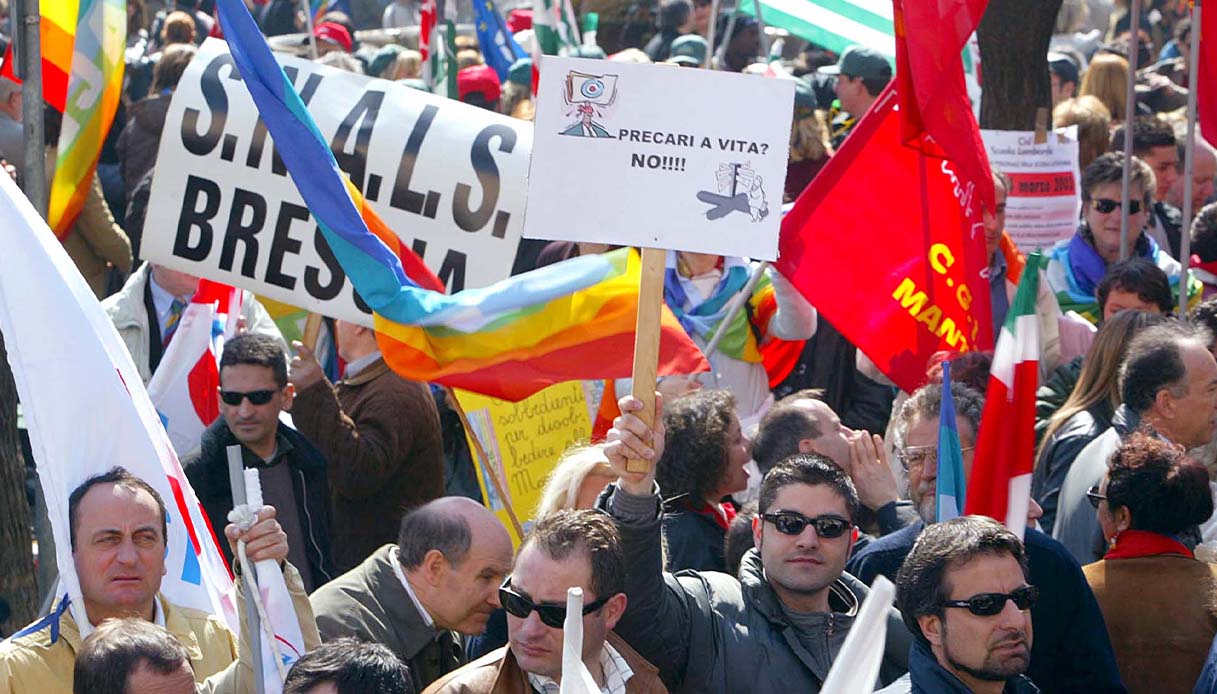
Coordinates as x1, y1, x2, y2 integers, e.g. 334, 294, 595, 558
936, 360, 967, 522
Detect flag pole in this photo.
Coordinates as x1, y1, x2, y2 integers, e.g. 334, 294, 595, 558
300, 0, 320, 60
445, 387, 525, 538
1118, 0, 1142, 260
714, 6, 740, 71
12, 0, 47, 218
226, 446, 266, 694
1180, 0, 1201, 318
703, 0, 721, 68
751, 0, 770, 61
703, 260, 769, 359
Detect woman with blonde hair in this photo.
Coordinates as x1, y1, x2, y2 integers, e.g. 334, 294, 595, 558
387, 48, 422, 80
533, 444, 619, 518
1053, 95, 1112, 171
1079, 52, 1130, 122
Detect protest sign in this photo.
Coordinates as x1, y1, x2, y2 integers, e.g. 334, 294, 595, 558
524, 57, 793, 261
144, 38, 533, 326
981, 127, 1081, 252
456, 381, 592, 543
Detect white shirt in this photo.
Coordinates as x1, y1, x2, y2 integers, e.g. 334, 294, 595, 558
344, 350, 383, 379
391, 546, 435, 628
148, 274, 191, 341
525, 641, 634, 694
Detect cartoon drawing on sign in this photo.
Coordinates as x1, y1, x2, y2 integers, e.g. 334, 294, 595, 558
560, 70, 619, 138
697, 162, 769, 221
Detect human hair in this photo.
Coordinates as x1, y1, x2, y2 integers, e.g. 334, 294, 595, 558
1038, 310, 1166, 463
993, 169, 1011, 197
124, 168, 155, 260
74, 618, 190, 694
724, 501, 757, 577
454, 35, 480, 52
389, 49, 423, 80
1095, 258, 1174, 315
1110, 116, 1177, 159
1054, 95, 1113, 171
610, 48, 652, 64
129, 0, 150, 36
1191, 202, 1217, 263
284, 638, 415, 694
752, 402, 821, 474
397, 500, 472, 570
219, 333, 288, 388
519, 510, 625, 599
656, 390, 736, 502
1120, 321, 1213, 414
68, 467, 167, 552
1106, 433, 1214, 534
150, 43, 196, 94
161, 10, 196, 46
317, 50, 365, 74
658, 0, 692, 30
1175, 16, 1193, 45
894, 382, 985, 448
1054, 0, 1088, 33
500, 81, 532, 124
789, 109, 831, 163
925, 351, 993, 394
456, 49, 483, 70
1079, 52, 1130, 121
1080, 151, 1154, 211
851, 71, 891, 98
757, 453, 860, 521
534, 444, 617, 518
895, 515, 1030, 645
1192, 297, 1217, 343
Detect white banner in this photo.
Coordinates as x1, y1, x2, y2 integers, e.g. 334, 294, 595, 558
524, 57, 792, 260
981, 127, 1081, 253
144, 38, 534, 325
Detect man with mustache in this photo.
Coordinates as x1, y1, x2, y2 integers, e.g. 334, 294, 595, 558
877, 516, 1038, 693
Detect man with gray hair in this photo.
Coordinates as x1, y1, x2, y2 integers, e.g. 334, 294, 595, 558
1055, 321, 1217, 563
310, 497, 514, 691
0, 76, 21, 164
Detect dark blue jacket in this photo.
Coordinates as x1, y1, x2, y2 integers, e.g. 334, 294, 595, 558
876, 640, 1040, 693
847, 520, 1125, 694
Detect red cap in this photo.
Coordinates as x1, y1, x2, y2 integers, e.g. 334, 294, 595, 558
457, 64, 501, 104
506, 8, 533, 34
313, 22, 353, 53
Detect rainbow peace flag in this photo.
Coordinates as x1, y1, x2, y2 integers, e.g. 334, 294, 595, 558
213, 0, 708, 401
1, 3, 74, 112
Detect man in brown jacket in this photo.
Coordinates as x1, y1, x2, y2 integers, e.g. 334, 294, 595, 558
423, 510, 667, 694
290, 318, 445, 572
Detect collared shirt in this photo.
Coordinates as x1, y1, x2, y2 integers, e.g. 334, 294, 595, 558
988, 250, 1010, 336
526, 641, 634, 694
344, 350, 383, 379
148, 273, 192, 341
391, 546, 436, 629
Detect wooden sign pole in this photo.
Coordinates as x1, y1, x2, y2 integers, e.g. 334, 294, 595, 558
445, 387, 526, 538
301, 313, 324, 351
626, 247, 667, 473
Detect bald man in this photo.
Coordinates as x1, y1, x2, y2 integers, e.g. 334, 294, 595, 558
310, 498, 514, 691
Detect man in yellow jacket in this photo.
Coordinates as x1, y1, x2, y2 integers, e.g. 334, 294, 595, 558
0, 466, 321, 692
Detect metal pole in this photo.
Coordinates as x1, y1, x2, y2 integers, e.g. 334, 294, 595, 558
703, 0, 721, 68
1180, 0, 1202, 317
301, 0, 320, 59
12, 0, 46, 218
752, 0, 769, 61
703, 261, 769, 359
1118, 0, 1142, 260
226, 446, 265, 694
715, 8, 740, 71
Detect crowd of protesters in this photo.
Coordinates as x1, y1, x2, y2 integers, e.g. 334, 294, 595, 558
4, 0, 1217, 692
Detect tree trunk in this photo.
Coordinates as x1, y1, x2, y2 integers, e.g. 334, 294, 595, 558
0, 334, 38, 635
978, 0, 1063, 130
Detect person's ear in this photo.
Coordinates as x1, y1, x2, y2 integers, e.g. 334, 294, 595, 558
602, 593, 628, 631
1154, 387, 1176, 419
796, 438, 816, 454
752, 513, 763, 550
1113, 505, 1133, 534
420, 549, 448, 587
919, 614, 945, 648
280, 383, 296, 412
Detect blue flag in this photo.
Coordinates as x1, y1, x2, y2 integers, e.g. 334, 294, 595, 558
936, 361, 967, 522
473, 0, 525, 82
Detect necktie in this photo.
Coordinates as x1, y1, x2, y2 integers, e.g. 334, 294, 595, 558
162, 299, 186, 348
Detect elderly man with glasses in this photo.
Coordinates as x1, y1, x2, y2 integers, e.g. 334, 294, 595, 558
847, 382, 1125, 694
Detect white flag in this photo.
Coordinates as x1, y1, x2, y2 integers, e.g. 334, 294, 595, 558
560, 587, 601, 694
0, 173, 235, 636
820, 576, 895, 694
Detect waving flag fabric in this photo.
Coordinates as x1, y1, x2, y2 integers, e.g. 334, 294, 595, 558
474, 0, 526, 82
936, 360, 967, 522
212, 0, 708, 401
820, 576, 894, 693
1, 2, 75, 112
0, 168, 235, 640
965, 255, 1042, 540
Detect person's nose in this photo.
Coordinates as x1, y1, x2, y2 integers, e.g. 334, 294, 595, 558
116, 538, 139, 565
795, 524, 821, 550
996, 595, 1029, 630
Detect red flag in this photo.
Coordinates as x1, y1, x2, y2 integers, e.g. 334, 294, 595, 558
1201, 2, 1217, 150
894, 0, 994, 210
775, 87, 994, 393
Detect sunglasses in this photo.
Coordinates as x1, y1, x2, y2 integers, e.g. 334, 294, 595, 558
943, 585, 1039, 616
219, 389, 277, 406
761, 511, 851, 538
1086, 485, 1107, 509
499, 577, 609, 629
1090, 197, 1143, 214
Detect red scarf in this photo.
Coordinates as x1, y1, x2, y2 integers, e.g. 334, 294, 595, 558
1105, 529, 1194, 560
684, 498, 738, 531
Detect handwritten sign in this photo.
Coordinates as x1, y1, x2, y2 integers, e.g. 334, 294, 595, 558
981, 127, 1081, 252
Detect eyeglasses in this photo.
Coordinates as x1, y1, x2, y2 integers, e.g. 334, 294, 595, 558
1090, 197, 1143, 215
943, 585, 1039, 616
219, 389, 277, 406
898, 445, 976, 471
1086, 485, 1107, 509
498, 577, 609, 629
761, 511, 851, 538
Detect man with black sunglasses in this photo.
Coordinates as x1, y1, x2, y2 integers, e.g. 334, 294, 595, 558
877, 516, 1038, 694
596, 392, 910, 693
424, 510, 665, 694
183, 333, 335, 592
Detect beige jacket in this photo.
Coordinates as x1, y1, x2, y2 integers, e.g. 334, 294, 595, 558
48, 149, 133, 299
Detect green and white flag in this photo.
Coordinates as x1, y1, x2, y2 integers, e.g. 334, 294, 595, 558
533, 0, 581, 56
740, 0, 895, 61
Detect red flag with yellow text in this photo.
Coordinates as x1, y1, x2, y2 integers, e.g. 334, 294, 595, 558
775, 87, 993, 393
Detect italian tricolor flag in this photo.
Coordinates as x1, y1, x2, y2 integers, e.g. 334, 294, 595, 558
964, 254, 1042, 540
531, 0, 581, 92
420, 0, 457, 97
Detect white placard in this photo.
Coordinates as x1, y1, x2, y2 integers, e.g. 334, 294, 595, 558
981, 127, 1081, 253
144, 38, 533, 326
524, 57, 793, 260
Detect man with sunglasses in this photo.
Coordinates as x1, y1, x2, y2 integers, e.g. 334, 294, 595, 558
423, 510, 665, 694
876, 516, 1039, 694
597, 392, 910, 693
183, 333, 335, 592
1111, 117, 1183, 259
848, 383, 1125, 694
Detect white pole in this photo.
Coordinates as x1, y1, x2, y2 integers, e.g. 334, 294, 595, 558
1118, 0, 1143, 260
1180, 0, 1202, 317
752, 0, 769, 60
301, 0, 320, 59
703, 0, 721, 68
